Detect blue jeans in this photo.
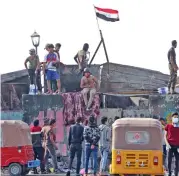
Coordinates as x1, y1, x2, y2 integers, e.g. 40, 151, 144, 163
100, 146, 109, 172
85, 144, 98, 174
81, 147, 92, 168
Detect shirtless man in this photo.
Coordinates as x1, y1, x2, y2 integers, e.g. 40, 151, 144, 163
80, 69, 98, 111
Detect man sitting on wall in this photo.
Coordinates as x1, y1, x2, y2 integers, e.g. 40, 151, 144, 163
80, 69, 99, 111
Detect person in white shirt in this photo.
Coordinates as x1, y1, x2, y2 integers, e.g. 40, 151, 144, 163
43, 44, 61, 94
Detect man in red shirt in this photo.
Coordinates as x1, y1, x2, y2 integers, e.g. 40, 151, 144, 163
30, 119, 45, 174
165, 112, 179, 176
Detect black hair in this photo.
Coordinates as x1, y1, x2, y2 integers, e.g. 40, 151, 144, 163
89, 115, 95, 123
114, 116, 120, 121
159, 117, 165, 121
55, 43, 61, 47
101, 116, 108, 124
83, 43, 89, 51
172, 40, 177, 47
33, 119, 39, 127
76, 117, 82, 123
172, 112, 178, 117
49, 119, 56, 126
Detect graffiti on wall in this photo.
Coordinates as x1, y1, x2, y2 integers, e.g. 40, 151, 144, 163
149, 95, 179, 124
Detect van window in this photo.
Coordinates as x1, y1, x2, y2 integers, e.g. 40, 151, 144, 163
125, 131, 150, 145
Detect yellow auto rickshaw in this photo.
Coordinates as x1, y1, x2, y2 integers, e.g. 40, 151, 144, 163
110, 118, 164, 176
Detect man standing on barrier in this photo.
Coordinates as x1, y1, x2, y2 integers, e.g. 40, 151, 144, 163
66, 117, 84, 176
165, 112, 179, 176
168, 40, 178, 94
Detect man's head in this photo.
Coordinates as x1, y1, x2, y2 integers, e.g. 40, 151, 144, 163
89, 115, 96, 125
159, 117, 166, 126
114, 116, 120, 121
44, 118, 49, 126
48, 44, 54, 53
44, 43, 50, 51
171, 112, 179, 124
76, 117, 82, 124
172, 40, 177, 48
33, 119, 39, 127
55, 43, 61, 52
49, 118, 56, 128
101, 116, 108, 125
83, 43, 89, 52
83, 68, 91, 77
29, 48, 36, 56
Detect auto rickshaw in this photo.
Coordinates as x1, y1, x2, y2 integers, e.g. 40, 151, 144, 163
0, 120, 38, 176
110, 118, 164, 176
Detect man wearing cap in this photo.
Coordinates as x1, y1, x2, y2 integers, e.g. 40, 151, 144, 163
74, 43, 90, 73
80, 69, 99, 111
24, 49, 42, 93
43, 44, 61, 94
168, 40, 179, 94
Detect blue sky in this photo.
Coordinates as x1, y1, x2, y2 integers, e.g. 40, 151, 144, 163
1, 0, 179, 74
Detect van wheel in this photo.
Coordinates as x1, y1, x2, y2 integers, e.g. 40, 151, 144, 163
8, 163, 22, 176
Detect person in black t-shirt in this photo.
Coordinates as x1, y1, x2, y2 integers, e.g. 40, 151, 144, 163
168, 40, 178, 94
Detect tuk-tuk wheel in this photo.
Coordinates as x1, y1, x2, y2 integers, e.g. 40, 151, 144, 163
8, 163, 22, 176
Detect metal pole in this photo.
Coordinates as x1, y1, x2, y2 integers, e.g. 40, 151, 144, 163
89, 39, 102, 66
100, 30, 110, 75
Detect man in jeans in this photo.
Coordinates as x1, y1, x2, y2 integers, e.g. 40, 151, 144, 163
24, 48, 42, 93
99, 117, 111, 174
80, 69, 99, 111
83, 115, 100, 176
66, 117, 84, 176
43, 119, 61, 173
164, 112, 179, 176
30, 119, 45, 174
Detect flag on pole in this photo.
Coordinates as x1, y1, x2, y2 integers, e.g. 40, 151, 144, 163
94, 6, 119, 22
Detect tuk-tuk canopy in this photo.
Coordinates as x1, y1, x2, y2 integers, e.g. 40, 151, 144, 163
0, 120, 32, 147
112, 118, 163, 150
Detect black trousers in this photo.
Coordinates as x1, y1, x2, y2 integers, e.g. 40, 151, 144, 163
28, 69, 42, 91
33, 146, 45, 172
168, 146, 179, 176
68, 143, 82, 174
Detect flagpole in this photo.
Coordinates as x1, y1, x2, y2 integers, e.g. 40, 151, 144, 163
90, 5, 110, 80
93, 5, 100, 31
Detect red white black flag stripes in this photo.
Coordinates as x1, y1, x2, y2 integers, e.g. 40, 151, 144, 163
94, 6, 119, 22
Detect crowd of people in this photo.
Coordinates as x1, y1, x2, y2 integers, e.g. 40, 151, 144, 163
30, 110, 179, 176
24, 42, 91, 94
30, 116, 120, 175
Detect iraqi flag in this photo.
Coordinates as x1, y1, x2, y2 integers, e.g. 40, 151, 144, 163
94, 6, 119, 22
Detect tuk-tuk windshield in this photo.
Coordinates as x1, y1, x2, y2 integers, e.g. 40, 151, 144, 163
0, 120, 32, 147
125, 131, 150, 145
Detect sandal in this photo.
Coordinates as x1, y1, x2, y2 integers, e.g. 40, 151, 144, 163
45, 90, 53, 94
55, 90, 61, 94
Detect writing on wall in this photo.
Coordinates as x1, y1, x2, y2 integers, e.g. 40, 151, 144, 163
149, 95, 179, 124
